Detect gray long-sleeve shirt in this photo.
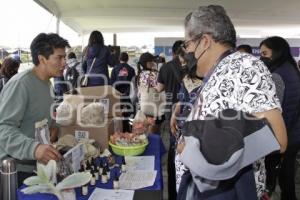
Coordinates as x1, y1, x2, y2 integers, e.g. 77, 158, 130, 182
0, 69, 54, 172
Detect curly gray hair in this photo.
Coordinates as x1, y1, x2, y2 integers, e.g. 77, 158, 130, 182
184, 5, 236, 47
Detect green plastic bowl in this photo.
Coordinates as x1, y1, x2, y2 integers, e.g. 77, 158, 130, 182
109, 141, 149, 156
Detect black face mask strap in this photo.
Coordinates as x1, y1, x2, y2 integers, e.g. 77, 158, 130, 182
193, 39, 202, 55
185, 39, 202, 71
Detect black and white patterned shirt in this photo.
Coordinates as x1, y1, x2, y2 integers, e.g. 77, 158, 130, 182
176, 51, 281, 197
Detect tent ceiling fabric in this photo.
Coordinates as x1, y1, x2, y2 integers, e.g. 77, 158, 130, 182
33, 0, 300, 36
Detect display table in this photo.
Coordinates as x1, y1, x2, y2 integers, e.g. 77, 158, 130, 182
18, 134, 165, 200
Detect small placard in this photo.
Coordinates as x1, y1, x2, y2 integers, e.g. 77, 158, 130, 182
99, 98, 109, 114
35, 119, 50, 144
64, 143, 85, 172
75, 130, 89, 141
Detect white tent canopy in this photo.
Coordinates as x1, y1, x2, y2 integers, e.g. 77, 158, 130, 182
33, 0, 300, 38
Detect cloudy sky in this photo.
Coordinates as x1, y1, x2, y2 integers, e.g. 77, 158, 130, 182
0, 0, 184, 49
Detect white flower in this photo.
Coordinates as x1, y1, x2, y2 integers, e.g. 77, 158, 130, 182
22, 160, 91, 200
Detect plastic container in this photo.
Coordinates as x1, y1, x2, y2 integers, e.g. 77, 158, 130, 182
109, 141, 149, 156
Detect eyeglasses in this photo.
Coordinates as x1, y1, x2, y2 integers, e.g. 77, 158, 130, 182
182, 34, 203, 50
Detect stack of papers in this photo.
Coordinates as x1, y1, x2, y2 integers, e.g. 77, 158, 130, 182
125, 156, 155, 171
119, 156, 157, 190
119, 170, 157, 190
88, 188, 134, 200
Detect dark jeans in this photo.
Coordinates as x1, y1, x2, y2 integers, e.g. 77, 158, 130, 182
279, 146, 300, 200
265, 153, 281, 193
168, 134, 177, 200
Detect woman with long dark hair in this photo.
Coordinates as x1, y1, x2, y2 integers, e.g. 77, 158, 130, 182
82, 30, 117, 86
260, 36, 300, 200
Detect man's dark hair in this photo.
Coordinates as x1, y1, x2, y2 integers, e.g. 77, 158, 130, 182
30, 33, 70, 66
68, 52, 77, 59
172, 40, 184, 55
236, 44, 252, 54
120, 52, 129, 62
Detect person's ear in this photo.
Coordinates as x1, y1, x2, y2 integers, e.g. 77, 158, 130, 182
38, 55, 47, 65
201, 34, 212, 49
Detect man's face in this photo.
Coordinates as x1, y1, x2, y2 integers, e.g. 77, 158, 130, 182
42, 48, 67, 77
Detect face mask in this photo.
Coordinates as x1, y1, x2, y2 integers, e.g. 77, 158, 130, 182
260, 56, 272, 68
184, 52, 197, 72
184, 48, 207, 74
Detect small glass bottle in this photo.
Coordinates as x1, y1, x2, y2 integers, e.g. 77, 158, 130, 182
113, 175, 119, 189
79, 164, 85, 173
93, 164, 98, 172
121, 158, 126, 173
90, 170, 96, 186
101, 168, 108, 184
91, 157, 96, 167
105, 166, 111, 180
95, 169, 99, 181
82, 184, 88, 196
99, 161, 103, 175
86, 159, 91, 169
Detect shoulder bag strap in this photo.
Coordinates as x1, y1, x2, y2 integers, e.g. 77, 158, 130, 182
86, 58, 96, 75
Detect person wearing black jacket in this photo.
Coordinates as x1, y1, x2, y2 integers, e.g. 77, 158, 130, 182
111, 52, 136, 132
156, 40, 185, 200
260, 36, 300, 200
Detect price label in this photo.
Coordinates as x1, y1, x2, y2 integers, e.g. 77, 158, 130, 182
99, 98, 109, 114
75, 130, 89, 141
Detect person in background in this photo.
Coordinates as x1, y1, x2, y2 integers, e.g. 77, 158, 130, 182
53, 76, 67, 101
111, 52, 136, 95
67, 52, 83, 76
0, 57, 21, 92
170, 54, 203, 193
176, 5, 287, 199
82, 30, 117, 86
260, 36, 300, 200
236, 44, 253, 54
155, 40, 185, 200
136, 52, 164, 133
64, 52, 81, 92
111, 52, 136, 132
157, 53, 166, 71
0, 33, 68, 186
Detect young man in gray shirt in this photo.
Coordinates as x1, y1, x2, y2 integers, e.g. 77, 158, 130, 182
0, 33, 70, 185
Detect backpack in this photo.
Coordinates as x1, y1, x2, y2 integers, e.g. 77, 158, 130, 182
64, 63, 80, 90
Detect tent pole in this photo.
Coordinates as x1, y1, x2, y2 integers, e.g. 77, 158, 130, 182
113, 33, 117, 46
56, 15, 60, 34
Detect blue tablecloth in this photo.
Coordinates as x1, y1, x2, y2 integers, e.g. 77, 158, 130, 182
18, 134, 165, 200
